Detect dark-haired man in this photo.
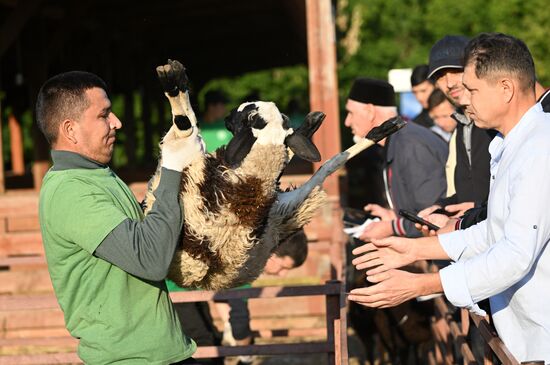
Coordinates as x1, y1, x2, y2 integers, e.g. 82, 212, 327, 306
410, 64, 436, 128
37, 71, 202, 364
344, 78, 448, 239
350, 33, 550, 363
419, 35, 495, 222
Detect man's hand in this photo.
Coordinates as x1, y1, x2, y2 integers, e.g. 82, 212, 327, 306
445, 202, 475, 217
414, 213, 452, 236
348, 270, 440, 308
352, 237, 417, 274
161, 125, 205, 172
418, 204, 441, 218
359, 220, 393, 241
364, 204, 396, 221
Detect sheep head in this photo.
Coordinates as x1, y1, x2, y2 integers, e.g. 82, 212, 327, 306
224, 101, 324, 166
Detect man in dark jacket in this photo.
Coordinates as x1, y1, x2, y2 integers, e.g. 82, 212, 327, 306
344, 78, 448, 239
419, 35, 495, 223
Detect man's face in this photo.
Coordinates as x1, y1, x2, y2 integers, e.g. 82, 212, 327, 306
73, 88, 122, 164
411, 81, 435, 109
429, 99, 457, 133
344, 99, 374, 139
434, 69, 465, 107
263, 254, 295, 276
460, 64, 502, 130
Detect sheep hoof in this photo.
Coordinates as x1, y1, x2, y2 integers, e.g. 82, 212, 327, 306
156, 59, 189, 97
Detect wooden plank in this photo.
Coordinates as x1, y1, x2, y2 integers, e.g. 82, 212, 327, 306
194, 342, 332, 358
0, 195, 39, 217
0, 255, 45, 270
0, 232, 43, 256
0, 268, 53, 294
170, 283, 341, 303
6, 216, 40, 232
0, 352, 81, 365
449, 321, 478, 365
470, 314, 519, 365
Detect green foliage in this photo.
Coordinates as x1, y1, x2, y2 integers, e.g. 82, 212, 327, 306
4, 0, 550, 171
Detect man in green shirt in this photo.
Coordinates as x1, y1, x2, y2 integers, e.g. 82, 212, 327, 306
36, 71, 201, 364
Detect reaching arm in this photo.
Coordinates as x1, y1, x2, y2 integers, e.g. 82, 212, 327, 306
94, 168, 183, 281
440, 150, 550, 307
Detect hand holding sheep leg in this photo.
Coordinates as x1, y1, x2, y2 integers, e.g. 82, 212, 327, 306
160, 125, 204, 172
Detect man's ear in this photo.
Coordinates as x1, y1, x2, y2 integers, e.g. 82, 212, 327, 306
501, 78, 515, 104
60, 119, 78, 144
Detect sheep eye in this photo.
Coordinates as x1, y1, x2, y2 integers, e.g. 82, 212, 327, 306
251, 115, 267, 129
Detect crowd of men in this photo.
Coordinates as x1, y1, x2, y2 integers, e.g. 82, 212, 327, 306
347, 33, 550, 363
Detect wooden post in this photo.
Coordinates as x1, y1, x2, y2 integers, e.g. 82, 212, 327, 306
8, 112, 25, 175
306, 0, 341, 197
0, 100, 4, 194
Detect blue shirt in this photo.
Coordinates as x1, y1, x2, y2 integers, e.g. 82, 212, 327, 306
438, 103, 550, 363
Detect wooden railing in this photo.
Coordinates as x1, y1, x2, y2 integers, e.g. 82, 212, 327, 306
0, 281, 348, 365
430, 295, 544, 365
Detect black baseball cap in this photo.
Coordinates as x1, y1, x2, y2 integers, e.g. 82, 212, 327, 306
428, 35, 469, 79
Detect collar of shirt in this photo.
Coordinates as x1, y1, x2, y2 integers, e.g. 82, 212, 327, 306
451, 110, 472, 126
50, 150, 107, 171
488, 103, 543, 165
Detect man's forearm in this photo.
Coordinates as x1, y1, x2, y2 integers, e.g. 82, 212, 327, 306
94, 168, 183, 281
412, 236, 451, 261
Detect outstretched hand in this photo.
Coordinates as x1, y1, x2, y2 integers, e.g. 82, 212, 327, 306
348, 269, 421, 308
351, 237, 417, 275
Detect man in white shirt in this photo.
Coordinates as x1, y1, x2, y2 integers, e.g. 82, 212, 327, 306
348, 32, 550, 363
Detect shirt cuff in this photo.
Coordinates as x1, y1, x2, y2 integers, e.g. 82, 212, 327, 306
439, 262, 474, 308
439, 263, 486, 316
391, 218, 406, 236
438, 230, 467, 261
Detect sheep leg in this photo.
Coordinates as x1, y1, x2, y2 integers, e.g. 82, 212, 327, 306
274, 116, 406, 218
156, 59, 199, 138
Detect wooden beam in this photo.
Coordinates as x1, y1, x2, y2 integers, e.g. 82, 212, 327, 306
8, 112, 25, 175
306, 0, 341, 197
0, 97, 5, 194
0, 0, 44, 57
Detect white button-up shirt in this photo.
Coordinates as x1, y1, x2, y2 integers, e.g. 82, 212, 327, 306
438, 103, 550, 363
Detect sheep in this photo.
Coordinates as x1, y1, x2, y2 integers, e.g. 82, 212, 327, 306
144, 59, 405, 290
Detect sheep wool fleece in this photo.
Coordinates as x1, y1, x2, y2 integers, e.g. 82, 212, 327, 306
39, 158, 195, 364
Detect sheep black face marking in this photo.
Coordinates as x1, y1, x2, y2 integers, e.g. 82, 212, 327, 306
174, 115, 192, 131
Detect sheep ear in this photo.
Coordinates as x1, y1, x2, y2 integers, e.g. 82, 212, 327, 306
297, 111, 325, 138
284, 111, 325, 162
285, 133, 321, 162
225, 128, 257, 166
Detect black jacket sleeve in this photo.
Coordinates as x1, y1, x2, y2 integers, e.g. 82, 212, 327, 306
459, 202, 488, 229
94, 168, 183, 281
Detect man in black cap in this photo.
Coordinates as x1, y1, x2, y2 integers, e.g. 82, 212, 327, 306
418, 35, 495, 228
410, 64, 436, 128
344, 78, 448, 239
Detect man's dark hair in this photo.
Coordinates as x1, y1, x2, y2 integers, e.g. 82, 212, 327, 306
464, 33, 535, 92
273, 229, 309, 267
427, 88, 449, 111
36, 71, 108, 145
204, 89, 228, 107
410, 65, 433, 87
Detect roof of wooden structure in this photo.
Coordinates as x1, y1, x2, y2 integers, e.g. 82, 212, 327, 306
0, 0, 308, 99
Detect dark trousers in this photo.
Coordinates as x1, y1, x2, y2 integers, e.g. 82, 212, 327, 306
173, 302, 224, 365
